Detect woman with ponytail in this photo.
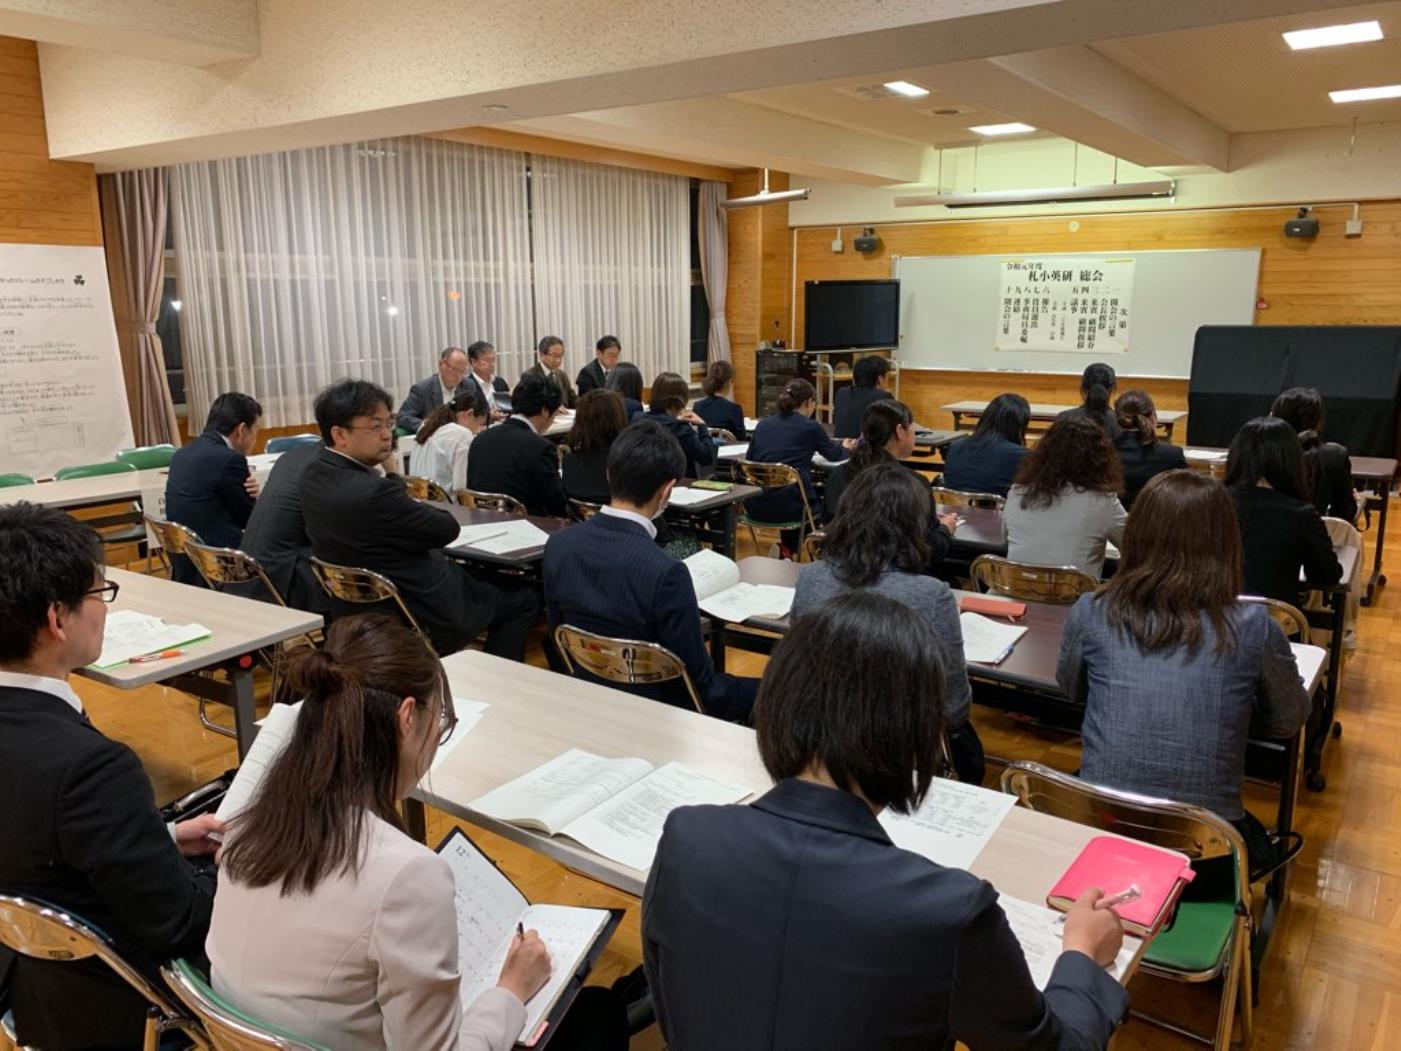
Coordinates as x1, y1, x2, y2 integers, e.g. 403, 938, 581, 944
1270, 386, 1358, 522
747, 378, 854, 557
208, 614, 626, 1050
410, 386, 490, 492
1111, 389, 1185, 510
1057, 362, 1121, 439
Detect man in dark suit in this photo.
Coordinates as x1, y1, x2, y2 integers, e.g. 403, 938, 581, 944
542, 420, 757, 721
467, 340, 511, 418
301, 379, 537, 658
575, 334, 621, 395
0, 504, 221, 1049
164, 390, 262, 587
832, 355, 893, 438
396, 346, 474, 433
466, 373, 568, 517
522, 335, 578, 409
238, 440, 329, 613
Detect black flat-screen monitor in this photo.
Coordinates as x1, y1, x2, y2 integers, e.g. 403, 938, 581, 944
804, 279, 900, 351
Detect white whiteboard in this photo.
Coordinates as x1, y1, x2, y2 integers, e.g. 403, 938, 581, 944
893, 248, 1261, 378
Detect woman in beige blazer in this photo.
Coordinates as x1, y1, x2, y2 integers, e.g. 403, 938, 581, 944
207, 615, 550, 1050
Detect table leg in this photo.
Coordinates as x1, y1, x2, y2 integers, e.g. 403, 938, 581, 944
719, 503, 738, 559
1363, 482, 1389, 606
231, 663, 258, 761
1306, 590, 1347, 790
708, 618, 727, 674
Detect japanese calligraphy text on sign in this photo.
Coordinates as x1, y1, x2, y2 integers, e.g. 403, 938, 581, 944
996, 256, 1135, 355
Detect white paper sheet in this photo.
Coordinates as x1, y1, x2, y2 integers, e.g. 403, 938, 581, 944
91, 610, 211, 668
1183, 447, 1228, 463
696, 583, 795, 623
450, 519, 551, 555
996, 894, 1137, 989
717, 443, 750, 459
427, 698, 491, 775
879, 778, 1017, 869
469, 749, 654, 835
1290, 643, 1327, 695
666, 486, 720, 507
215, 701, 303, 828
683, 548, 742, 600
562, 762, 749, 871
958, 611, 1029, 665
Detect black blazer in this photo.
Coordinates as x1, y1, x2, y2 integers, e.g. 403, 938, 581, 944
639, 410, 715, 479
1113, 434, 1187, 510
693, 395, 745, 439
543, 514, 749, 720
522, 361, 578, 410
561, 446, 611, 506
396, 374, 475, 433
466, 417, 567, 517
941, 436, 1029, 498
643, 778, 1127, 1051
301, 447, 487, 654
745, 412, 848, 524
1056, 405, 1122, 441
238, 442, 328, 613
1232, 484, 1343, 603
833, 384, 892, 439
576, 359, 609, 395
0, 685, 215, 1049
1304, 441, 1357, 522
164, 429, 257, 586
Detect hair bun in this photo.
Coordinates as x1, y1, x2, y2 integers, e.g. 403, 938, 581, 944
287, 646, 352, 699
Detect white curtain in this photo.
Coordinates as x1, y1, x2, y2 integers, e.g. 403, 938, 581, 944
530, 155, 690, 384
697, 180, 731, 364
169, 137, 533, 427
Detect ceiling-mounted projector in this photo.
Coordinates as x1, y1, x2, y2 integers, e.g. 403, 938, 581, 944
721, 168, 812, 210
894, 179, 1175, 209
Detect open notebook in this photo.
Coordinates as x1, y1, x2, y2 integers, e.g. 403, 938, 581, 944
997, 894, 1137, 990
451, 519, 552, 555
470, 749, 749, 871
438, 829, 619, 1048
683, 548, 795, 622
91, 610, 210, 668
958, 611, 1028, 665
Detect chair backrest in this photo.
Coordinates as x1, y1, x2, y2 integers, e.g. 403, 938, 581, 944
0, 895, 188, 1027
1238, 594, 1310, 644
264, 434, 320, 454
54, 460, 138, 481
1000, 762, 1250, 914
146, 515, 203, 556
455, 488, 527, 516
801, 529, 827, 563
567, 498, 602, 522
553, 625, 705, 714
185, 541, 288, 606
736, 460, 816, 532
932, 486, 1006, 510
116, 444, 177, 470
403, 475, 450, 502
309, 558, 427, 639
0, 472, 35, 488
709, 427, 737, 443
970, 554, 1099, 604
162, 959, 327, 1051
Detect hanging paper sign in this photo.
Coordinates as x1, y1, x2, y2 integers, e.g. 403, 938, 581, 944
996, 256, 1135, 354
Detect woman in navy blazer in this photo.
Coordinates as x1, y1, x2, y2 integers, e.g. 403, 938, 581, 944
745, 378, 852, 554
941, 392, 1030, 498
605, 362, 646, 421
1111, 389, 1186, 510
692, 360, 745, 439
643, 593, 1129, 1051
637, 371, 715, 478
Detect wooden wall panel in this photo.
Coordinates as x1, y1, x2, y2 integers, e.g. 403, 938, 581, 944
725, 170, 792, 413
0, 36, 101, 246
769, 201, 1401, 439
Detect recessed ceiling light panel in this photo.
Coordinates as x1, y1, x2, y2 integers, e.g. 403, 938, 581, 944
1329, 83, 1401, 103
883, 80, 930, 98
1284, 21, 1382, 50
969, 122, 1036, 136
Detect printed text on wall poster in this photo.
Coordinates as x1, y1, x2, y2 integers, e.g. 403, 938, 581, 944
995, 256, 1135, 355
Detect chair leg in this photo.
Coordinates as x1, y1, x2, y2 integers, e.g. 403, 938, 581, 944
1237, 920, 1255, 1049
1214, 921, 1245, 1050
198, 699, 237, 740
745, 523, 761, 553
143, 1012, 159, 1051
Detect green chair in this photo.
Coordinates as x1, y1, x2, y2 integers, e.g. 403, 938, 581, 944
163, 957, 328, 1050
265, 434, 320, 454
53, 460, 139, 482
0, 473, 35, 487
53, 461, 147, 548
117, 444, 177, 470
734, 460, 818, 560
1001, 761, 1255, 1050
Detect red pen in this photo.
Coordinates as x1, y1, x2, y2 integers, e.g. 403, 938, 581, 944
130, 649, 183, 664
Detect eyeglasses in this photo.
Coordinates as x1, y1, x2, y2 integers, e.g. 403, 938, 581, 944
85, 581, 120, 604
438, 701, 459, 747
346, 419, 394, 435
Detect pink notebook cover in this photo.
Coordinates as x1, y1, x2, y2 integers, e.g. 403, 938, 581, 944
1047, 835, 1195, 936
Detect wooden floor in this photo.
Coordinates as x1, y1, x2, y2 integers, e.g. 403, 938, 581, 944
10, 516, 1401, 1050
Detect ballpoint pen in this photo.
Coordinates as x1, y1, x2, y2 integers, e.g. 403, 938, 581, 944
130, 649, 183, 663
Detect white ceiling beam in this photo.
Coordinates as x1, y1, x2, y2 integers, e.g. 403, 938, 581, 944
0, 0, 258, 67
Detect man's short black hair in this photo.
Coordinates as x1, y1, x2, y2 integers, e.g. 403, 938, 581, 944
0, 502, 103, 663
538, 336, 564, 356
205, 391, 263, 435
606, 419, 686, 505
852, 356, 891, 388
511, 372, 564, 418
467, 341, 495, 361
313, 379, 394, 443
756, 590, 946, 814
595, 335, 621, 354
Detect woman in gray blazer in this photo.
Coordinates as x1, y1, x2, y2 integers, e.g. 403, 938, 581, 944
644, 592, 1129, 1051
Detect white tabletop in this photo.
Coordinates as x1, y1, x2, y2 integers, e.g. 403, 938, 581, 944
78, 567, 322, 688
0, 467, 159, 509
943, 401, 1187, 423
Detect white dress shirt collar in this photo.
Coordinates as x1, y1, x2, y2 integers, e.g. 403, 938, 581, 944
599, 505, 657, 539
0, 669, 83, 714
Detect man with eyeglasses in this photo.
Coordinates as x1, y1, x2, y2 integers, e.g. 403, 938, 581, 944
0, 503, 221, 1049
396, 345, 475, 434
522, 335, 578, 410
301, 379, 539, 659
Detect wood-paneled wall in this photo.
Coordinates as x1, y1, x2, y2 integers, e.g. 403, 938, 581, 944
727, 195, 1401, 440
0, 36, 101, 246
725, 170, 792, 412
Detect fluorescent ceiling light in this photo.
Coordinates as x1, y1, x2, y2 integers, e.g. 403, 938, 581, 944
895, 180, 1175, 209
720, 168, 812, 211
1330, 83, 1401, 103
1284, 20, 1382, 50
969, 122, 1036, 136
883, 80, 929, 98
